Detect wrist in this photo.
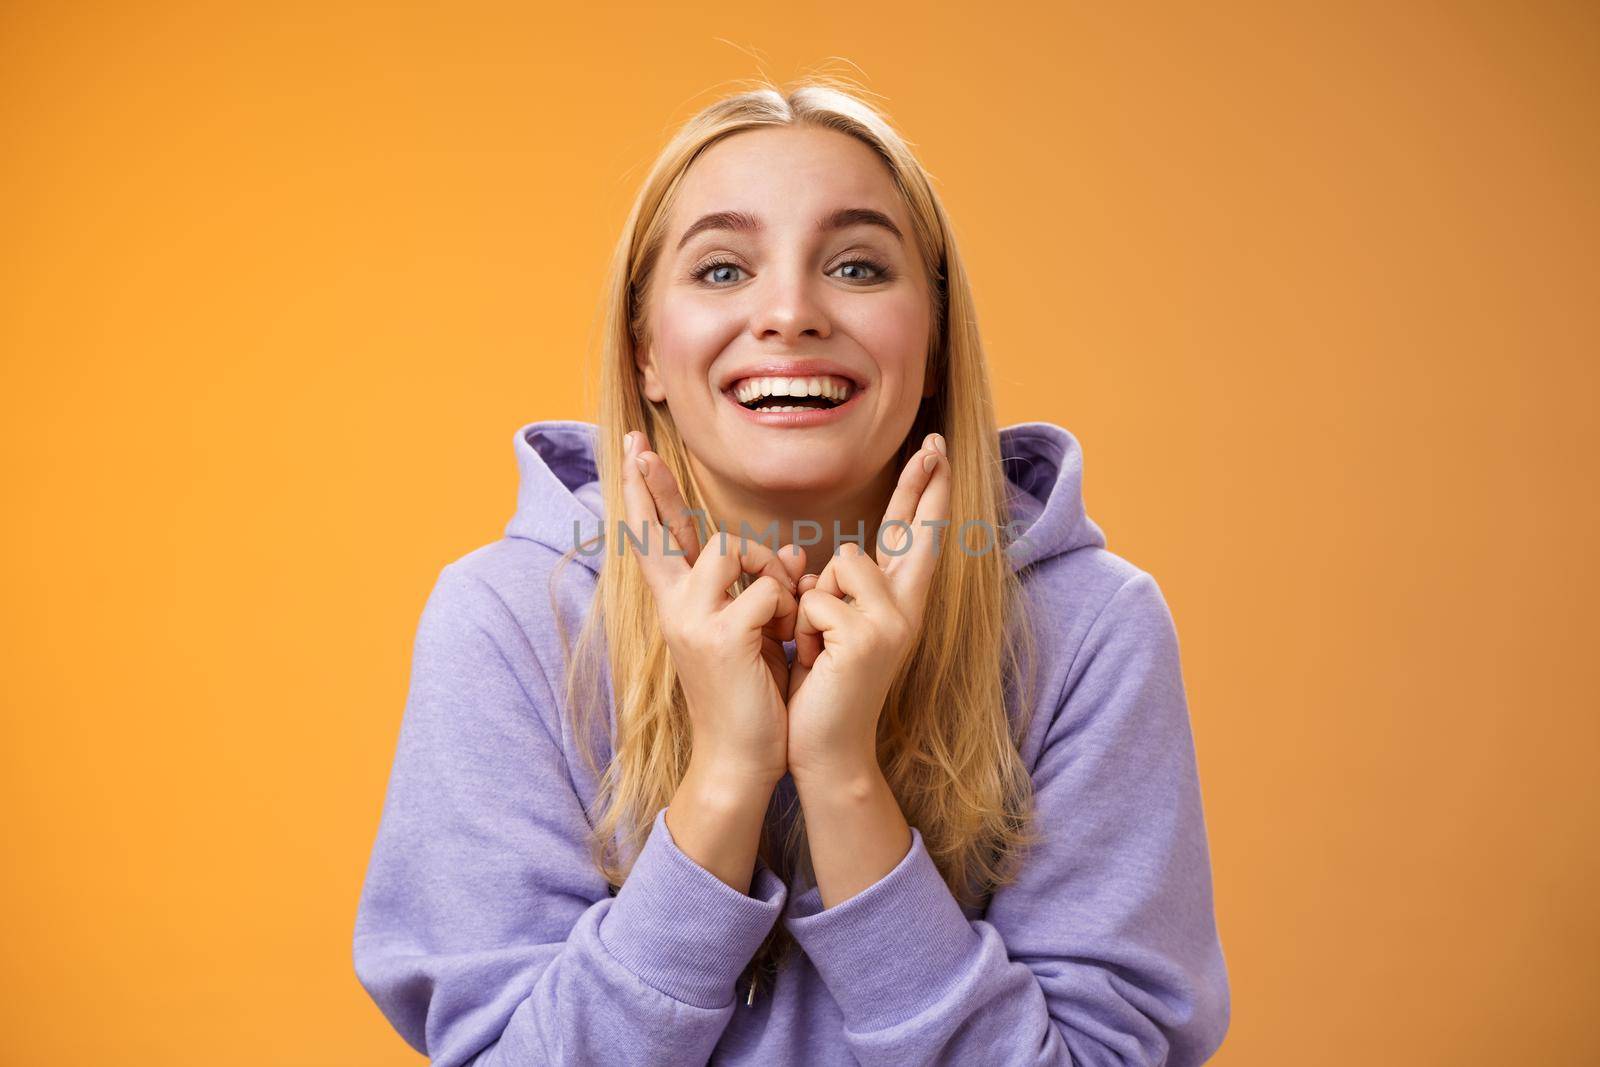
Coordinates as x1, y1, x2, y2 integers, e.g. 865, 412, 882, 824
790, 755, 885, 800
681, 753, 781, 808
666, 766, 773, 895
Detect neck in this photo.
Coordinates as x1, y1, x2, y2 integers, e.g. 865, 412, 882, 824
686, 456, 900, 578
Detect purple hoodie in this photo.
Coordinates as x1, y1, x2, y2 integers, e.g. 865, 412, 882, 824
353, 419, 1230, 1066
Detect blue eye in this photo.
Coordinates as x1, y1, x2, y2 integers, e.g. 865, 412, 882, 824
832, 257, 892, 283
691, 259, 748, 286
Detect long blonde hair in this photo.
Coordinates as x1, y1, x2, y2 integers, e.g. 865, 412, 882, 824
552, 74, 1042, 1001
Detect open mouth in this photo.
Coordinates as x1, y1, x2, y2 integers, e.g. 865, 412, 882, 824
727, 374, 858, 413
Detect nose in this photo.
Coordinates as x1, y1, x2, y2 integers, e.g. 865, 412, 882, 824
748, 264, 831, 345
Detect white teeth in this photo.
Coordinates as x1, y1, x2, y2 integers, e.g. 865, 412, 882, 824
732, 375, 855, 404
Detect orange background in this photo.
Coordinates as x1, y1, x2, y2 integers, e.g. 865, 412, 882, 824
3, 3, 1596, 1064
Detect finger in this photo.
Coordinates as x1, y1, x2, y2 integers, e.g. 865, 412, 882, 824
760, 544, 810, 642
738, 540, 801, 614
723, 572, 796, 635
619, 430, 688, 596
763, 605, 797, 643
776, 543, 808, 589
685, 528, 797, 611
793, 572, 824, 668
825, 541, 895, 615
795, 587, 855, 646
810, 553, 845, 604
876, 436, 941, 563
636, 449, 704, 564
897, 442, 952, 591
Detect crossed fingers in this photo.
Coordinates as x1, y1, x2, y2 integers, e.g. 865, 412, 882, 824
794, 433, 949, 669
621, 430, 806, 634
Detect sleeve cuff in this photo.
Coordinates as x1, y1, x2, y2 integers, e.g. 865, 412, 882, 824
599, 807, 787, 1009
782, 825, 983, 1030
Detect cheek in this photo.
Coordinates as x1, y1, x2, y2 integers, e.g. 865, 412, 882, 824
837, 290, 930, 386
652, 295, 740, 384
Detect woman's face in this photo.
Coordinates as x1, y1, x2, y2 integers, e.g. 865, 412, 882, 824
636, 125, 934, 500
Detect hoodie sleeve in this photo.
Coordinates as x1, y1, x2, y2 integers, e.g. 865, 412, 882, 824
781, 570, 1230, 1066
352, 562, 788, 1067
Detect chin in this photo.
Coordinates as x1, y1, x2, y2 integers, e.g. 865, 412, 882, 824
738, 456, 855, 496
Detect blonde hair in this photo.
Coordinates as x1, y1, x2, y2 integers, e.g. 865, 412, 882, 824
551, 74, 1042, 1002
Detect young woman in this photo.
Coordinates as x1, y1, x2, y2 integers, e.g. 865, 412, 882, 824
354, 78, 1230, 1066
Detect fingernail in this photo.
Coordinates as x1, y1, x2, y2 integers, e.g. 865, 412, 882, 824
923, 452, 939, 473
635, 456, 649, 476
623, 431, 636, 452
933, 433, 947, 455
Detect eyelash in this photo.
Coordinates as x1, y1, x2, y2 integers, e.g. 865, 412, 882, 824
689, 255, 895, 287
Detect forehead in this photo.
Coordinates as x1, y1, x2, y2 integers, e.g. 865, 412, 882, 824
669, 125, 908, 234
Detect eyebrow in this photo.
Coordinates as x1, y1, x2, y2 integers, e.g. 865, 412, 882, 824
674, 207, 904, 252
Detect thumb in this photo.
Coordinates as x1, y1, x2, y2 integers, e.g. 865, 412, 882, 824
794, 573, 823, 669
722, 573, 794, 635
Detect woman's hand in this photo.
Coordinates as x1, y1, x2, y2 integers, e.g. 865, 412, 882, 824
623, 430, 808, 790
785, 433, 950, 783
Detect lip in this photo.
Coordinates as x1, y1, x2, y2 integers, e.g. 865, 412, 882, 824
722, 377, 866, 428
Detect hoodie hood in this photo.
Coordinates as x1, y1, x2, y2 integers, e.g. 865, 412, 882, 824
504, 419, 1104, 573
